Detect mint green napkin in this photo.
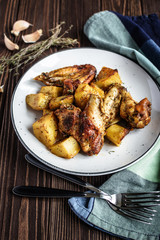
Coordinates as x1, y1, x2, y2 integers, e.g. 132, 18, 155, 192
69, 11, 160, 240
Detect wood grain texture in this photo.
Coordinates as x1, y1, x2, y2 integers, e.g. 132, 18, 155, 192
0, 0, 159, 239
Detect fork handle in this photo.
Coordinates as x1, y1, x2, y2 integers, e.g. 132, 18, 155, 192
13, 186, 88, 198
25, 154, 103, 194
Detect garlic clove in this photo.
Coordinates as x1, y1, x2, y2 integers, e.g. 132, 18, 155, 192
4, 34, 19, 51
0, 85, 4, 93
22, 29, 43, 43
11, 20, 32, 36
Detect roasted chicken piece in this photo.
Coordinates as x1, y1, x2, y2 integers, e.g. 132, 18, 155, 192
101, 84, 151, 129
80, 94, 105, 155
54, 104, 81, 138
120, 88, 151, 128
35, 64, 96, 94
101, 84, 122, 128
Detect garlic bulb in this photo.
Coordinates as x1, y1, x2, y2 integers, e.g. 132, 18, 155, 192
11, 20, 32, 36
4, 34, 19, 51
22, 29, 42, 43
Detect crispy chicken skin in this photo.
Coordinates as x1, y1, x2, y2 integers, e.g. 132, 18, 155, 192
34, 64, 96, 94
120, 88, 151, 128
101, 84, 122, 127
54, 104, 81, 137
80, 94, 105, 155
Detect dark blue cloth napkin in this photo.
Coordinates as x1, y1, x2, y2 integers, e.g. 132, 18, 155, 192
113, 12, 160, 70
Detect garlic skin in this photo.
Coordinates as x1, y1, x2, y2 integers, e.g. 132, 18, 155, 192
4, 34, 19, 51
11, 20, 32, 36
22, 29, 43, 43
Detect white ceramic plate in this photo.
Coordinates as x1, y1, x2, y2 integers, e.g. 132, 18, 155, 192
11, 48, 160, 176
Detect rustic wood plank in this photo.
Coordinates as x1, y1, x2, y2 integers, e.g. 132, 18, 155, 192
141, 0, 160, 17
0, 0, 159, 239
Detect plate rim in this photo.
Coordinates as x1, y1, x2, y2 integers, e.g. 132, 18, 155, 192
10, 47, 160, 176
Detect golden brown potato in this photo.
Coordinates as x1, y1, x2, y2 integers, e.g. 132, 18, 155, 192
32, 112, 58, 147
50, 136, 80, 159
96, 67, 122, 90
105, 124, 130, 146
39, 86, 63, 98
75, 83, 104, 109
49, 95, 74, 110
43, 108, 53, 115
26, 93, 50, 110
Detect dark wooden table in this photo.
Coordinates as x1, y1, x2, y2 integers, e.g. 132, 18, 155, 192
0, 1, 159, 239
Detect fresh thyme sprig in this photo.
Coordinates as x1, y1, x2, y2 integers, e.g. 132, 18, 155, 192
0, 22, 78, 76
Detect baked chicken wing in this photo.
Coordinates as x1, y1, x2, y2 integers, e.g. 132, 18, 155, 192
79, 94, 105, 155
120, 88, 151, 128
35, 64, 96, 94
101, 84, 122, 127
101, 84, 151, 129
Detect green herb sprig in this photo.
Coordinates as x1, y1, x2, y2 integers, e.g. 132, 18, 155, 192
0, 22, 78, 76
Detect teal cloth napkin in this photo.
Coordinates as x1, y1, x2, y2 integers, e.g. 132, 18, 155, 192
68, 11, 160, 240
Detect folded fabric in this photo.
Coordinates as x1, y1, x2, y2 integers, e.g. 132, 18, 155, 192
69, 141, 160, 240
84, 11, 160, 83
68, 11, 160, 240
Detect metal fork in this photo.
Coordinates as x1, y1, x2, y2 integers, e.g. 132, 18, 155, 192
107, 201, 157, 224
25, 154, 160, 208
24, 154, 160, 223
12, 185, 157, 224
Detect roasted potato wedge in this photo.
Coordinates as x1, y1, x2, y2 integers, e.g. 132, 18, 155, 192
26, 93, 50, 110
75, 83, 104, 109
50, 136, 80, 159
39, 86, 63, 98
75, 83, 92, 109
32, 112, 58, 147
96, 67, 122, 90
49, 95, 74, 110
43, 108, 53, 115
105, 124, 130, 146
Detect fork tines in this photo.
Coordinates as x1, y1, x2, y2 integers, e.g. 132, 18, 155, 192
124, 191, 160, 196
119, 208, 155, 224
123, 191, 160, 207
